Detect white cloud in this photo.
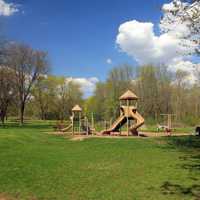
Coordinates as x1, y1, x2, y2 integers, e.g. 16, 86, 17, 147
168, 60, 200, 85
106, 58, 112, 64
0, 0, 18, 16
116, 20, 193, 66
116, 4, 199, 85
66, 77, 99, 97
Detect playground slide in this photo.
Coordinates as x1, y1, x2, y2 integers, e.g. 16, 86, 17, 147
129, 111, 144, 133
107, 115, 127, 132
61, 124, 72, 132
102, 110, 144, 135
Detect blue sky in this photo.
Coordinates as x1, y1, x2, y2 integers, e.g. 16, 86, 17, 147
3, 0, 167, 81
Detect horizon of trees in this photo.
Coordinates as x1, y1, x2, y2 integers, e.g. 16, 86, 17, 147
2, 59, 200, 126
85, 65, 200, 126
0, 40, 200, 126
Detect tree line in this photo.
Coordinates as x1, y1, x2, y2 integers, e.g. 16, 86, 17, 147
85, 65, 200, 126
0, 42, 83, 125
1, 43, 200, 126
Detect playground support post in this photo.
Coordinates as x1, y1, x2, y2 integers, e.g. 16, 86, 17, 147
168, 114, 171, 130
127, 99, 129, 136
86, 117, 89, 136
72, 116, 74, 136
84, 116, 89, 135
160, 114, 176, 131
110, 118, 112, 128
79, 112, 81, 134
91, 112, 94, 131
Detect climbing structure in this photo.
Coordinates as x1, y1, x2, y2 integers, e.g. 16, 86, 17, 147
60, 104, 81, 133
61, 105, 92, 135
102, 90, 144, 136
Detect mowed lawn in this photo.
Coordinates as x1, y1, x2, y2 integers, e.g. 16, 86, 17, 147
0, 123, 200, 200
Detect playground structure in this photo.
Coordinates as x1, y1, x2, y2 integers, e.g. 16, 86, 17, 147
52, 92, 196, 138
102, 90, 144, 136
61, 105, 93, 135
157, 114, 176, 135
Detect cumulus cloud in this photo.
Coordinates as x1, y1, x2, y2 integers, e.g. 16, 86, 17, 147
66, 77, 99, 97
168, 60, 200, 84
116, 20, 194, 66
106, 58, 112, 64
116, 18, 199, 84
0, 0, 18, 16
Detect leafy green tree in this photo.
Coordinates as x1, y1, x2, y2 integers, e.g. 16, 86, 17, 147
88, 65, 136, 121
6, 43, 49, 124
0, 66, 16, 124
56, 77, 83, 120
33, 75, 58, 120
136, 66, 160, 120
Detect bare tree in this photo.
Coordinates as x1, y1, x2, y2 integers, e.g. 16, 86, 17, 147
6, 44, 49, 124
56, 77, 83, 121
106, 64, 135, 118
33, 76, 52, 120
0, 66, 15, 124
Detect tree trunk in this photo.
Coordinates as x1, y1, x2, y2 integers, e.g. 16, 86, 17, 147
20, 103, 25, 125
0, 103, 8, 125
41, 107, 46, 120
1, 116, 5, 125
0, 111, 5, 125
39, 101, 45, 120
41, 113, 44, 120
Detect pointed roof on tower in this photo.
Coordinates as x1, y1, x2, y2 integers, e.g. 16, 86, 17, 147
72, 105, 82, 112
119, 90, 138, 100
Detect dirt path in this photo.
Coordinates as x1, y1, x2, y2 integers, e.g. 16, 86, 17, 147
0, 194, 13, 200
49, 131, 192, 141
69, 132, 192, 141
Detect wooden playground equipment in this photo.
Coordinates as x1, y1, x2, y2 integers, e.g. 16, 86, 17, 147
157, 114, 176, 135
60, 105, 94, 135
101, 90, 144, 136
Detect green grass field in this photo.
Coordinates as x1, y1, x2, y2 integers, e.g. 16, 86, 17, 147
0, 122, 199, 200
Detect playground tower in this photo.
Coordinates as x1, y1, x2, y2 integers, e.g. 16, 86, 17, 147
61, 104, 92, 135
102, 90, 144, 136
72, 105, 82, 135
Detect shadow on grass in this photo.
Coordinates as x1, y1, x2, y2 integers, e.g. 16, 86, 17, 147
166, 136, 200, 172
0, 122, 52, 130
166, 136, 200, 149
161, 181, 200, 199
181, 154, 200, 172
160, 136, 200, 199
